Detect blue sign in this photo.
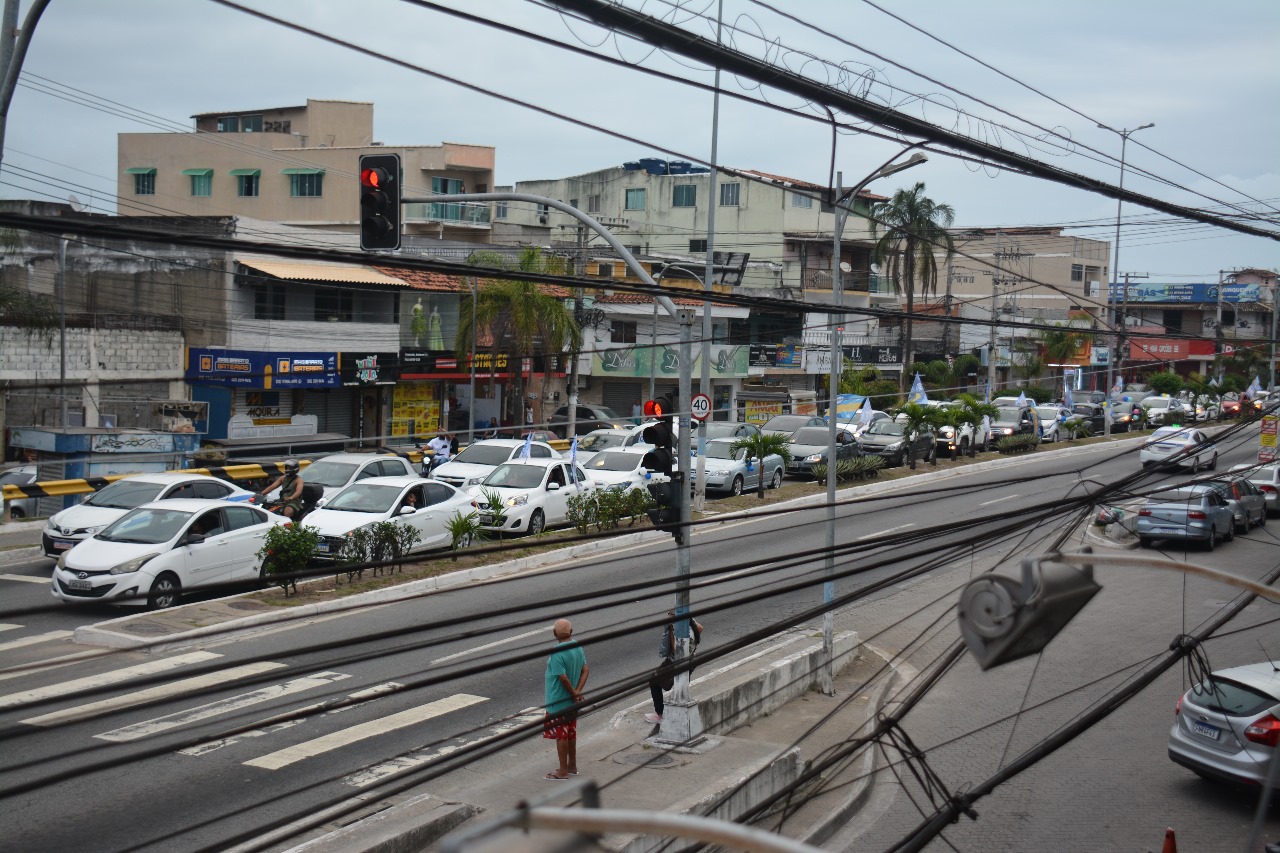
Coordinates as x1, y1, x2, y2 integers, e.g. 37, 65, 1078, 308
1107, 282, 1262, 304
186, 348, 340, 389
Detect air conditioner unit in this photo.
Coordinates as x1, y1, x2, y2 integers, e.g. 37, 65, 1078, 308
537, 214, 549, 225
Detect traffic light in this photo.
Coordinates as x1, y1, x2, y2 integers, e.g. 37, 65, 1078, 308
646, 473, 685, 544
641, 396, 674, 476
359, 153, 401, 251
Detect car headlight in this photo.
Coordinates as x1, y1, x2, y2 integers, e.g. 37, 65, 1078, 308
609, 483, 627, 492
110, 552, 159, 575
940, 426, 954, 437
79, 526, 104, 536
466, 477, 483, 486
56, 553, 68, 570
506, 495, 528, 507
805, 454, 824, 463
887, 441, 903, 450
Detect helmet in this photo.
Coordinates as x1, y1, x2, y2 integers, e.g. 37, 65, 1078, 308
284, 458, 300, 473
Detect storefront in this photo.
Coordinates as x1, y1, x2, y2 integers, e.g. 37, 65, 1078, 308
339, 352, 398, 447
186, 347, 341, 440
400, 350, 525, 436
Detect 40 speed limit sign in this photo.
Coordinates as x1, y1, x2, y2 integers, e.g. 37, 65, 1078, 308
690, 393, 712, 421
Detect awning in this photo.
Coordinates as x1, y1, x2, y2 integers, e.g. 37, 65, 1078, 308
238, 255, 410, 286
281, 167, 324, 175
229, 168, 261, 177
124, 167, 156, 174
181, 168, 213, 176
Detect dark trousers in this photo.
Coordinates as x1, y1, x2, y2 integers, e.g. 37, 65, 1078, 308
649, 678, 664, 716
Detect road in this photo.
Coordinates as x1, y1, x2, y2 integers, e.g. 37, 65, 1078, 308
1, 423, 1275, 852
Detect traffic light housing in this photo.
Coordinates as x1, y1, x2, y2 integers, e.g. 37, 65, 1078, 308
641, 396, 674, 476
359, 153, 402, 251
646, 472, 685, 544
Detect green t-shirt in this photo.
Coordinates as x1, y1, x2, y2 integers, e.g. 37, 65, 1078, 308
545, 640, 586, 716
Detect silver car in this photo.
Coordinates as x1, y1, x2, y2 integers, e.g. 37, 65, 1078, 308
1168, 661, 1280, 786
1230, 461, 1280, 515
700, 438, 783, 495
1, 465, 38, 519
1135, 484, 1235, 550
1204, 475, 1267, 533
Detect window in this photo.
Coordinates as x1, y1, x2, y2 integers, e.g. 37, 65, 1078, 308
194, 481, 233, 500
495, 201, 508, 219
689, 239, 708, 253
792, 191, 813, 209
532, 444, 553, 459
1070, 264, 1084, 282
315, 289, 354, 322
241, 114, 263, 133
672, 184, 696, 207
719, 182, 740, 206
587, 194, 601, 213
285, 170, 324, 197
231, 169, 260, 197
536, 203, 550, 216
225, 506, 264, 529
189, 171, 212, 196
253, 284, 286, 321
128, 168, 156, 195
611, 320, 637, 343
625, 188, 646, 210
217, 116, 239, 133
433, 176, 465, 195
569, 198, 579, 209
596, 263, 614, 277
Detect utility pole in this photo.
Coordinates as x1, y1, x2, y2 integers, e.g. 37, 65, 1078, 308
990, 236, 1031, 390
1215, 269, 1226, 363
565, 225, 587, 442
1112, 271, 1147, 384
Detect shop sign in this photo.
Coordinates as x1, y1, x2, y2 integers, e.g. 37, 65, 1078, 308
400, 350, 513, 379
1108, 282, 1262, 304
743, 399, 784, 423
186, 348, 339, 389
1128, 338, 1189, 362
803, 345, 902, 373
341, 352, 399, 386
749, 344, 804, 369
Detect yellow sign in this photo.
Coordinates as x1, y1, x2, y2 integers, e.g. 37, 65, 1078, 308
744, 399, 783, 424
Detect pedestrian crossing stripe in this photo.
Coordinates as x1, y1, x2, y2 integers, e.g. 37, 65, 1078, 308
22, 661, 288, 728
0, 573, 49, 584
0, 651, 221, 712
0, 630, 72, 654
96, 671, 351, 743
244, 693, 488, 770
0, 624, 20, 632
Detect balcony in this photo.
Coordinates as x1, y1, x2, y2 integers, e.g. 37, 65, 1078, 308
229, 319, 400, 351
403, 201, 491, 227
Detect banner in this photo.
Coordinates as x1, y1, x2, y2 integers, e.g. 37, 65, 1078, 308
1108, 282, 1262, 304
591, 345, 749, 378
186, 348, 339, 389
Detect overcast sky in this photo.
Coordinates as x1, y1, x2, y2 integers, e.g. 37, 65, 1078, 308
4, 0, 1277, 281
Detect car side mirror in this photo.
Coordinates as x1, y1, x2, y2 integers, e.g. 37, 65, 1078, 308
547, 482, 562, 491
398, 505, 417, 515
184, 532, 206, 546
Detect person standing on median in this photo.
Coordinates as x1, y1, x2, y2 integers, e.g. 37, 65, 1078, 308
544, 618, 588, 780
647, 610, 704, 724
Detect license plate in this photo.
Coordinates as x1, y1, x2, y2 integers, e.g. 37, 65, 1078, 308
67, 578, 92, 591
317, 542, 330, 553
1192, 721, 1220, 740
480, 515, 495, 525
1152, 528, 1178, 535
52, 540, 72, 551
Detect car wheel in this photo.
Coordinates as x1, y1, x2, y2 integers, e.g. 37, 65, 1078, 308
1224, 522, 1235, 542
527, 509, 545, 536
893, 451, 905, 467
1259, 511, 1267, 528
456, 531, 474, 549
769, 470, 782, 490
1235, 515, 1248, 534
730, 476, 743, 497
147, 573, 182, 610
958, 438, 970, 457
926, 443, 937, 463
1208, 453, 1218, 471
9, 506, 23, 519
1205, 529, 1216, 551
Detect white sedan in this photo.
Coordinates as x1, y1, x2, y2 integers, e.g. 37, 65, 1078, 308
1139, 426, 1218, 471
582, 448, 655, 493
51, 499, 287, 609
306, 476, 478, 560
467, 459, 596, 536
431, 439, 561, 489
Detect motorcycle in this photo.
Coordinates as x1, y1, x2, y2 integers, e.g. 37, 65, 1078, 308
250, 483, 323, 523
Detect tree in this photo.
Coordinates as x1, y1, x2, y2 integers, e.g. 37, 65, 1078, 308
1146, 370, 1184, 397
870, 183, 956, 390
894, 402, 942, 469
954, 393, 999, 457
457, 248, 581, 426
731, 433, 792, 499
1039, 323, 1086, 367
1015, 354, 1046, 384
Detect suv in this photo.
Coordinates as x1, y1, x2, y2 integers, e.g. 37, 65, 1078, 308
857, 419, 936, 466
989, 405, 1040, 441
924, 401, 991, 457
547, 404, 630, 438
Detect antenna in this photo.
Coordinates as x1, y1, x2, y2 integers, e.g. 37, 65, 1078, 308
1259, 640, 1279, 672
67, 194, 87, 212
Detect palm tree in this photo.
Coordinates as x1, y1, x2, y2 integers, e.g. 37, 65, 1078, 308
870, 183, 956, 390
457, 247, 581, 426
731, 433, 792, 499
954, 393, 999, 457
894, 402, 942, 470
1040, 323, 1086, 367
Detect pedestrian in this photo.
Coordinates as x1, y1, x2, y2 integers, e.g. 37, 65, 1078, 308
525, 403, 535, 427
646, 610, 704, 724
631, 400, 643, 425
544, 618, 588, 780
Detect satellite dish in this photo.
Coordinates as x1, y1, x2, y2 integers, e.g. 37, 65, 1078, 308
68, 194, 87, 212
839, 262, 852, 273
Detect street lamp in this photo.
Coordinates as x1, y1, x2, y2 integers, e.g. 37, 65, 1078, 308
1098, 122, 1154, 437
822, 146, 927, 694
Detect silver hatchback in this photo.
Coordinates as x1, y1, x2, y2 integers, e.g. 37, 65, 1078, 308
1168, 661, 1280, 785
1135, 484, 1234, 550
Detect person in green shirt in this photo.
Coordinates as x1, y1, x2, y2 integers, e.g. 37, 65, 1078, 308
544, 618, 589, 780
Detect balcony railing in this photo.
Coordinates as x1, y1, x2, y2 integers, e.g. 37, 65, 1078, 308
403, 201, 491, 226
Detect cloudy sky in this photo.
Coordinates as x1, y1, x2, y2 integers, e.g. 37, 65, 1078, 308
4, 0, 1277, 281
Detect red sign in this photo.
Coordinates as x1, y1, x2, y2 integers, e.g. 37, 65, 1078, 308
1128, 338, 1189, 361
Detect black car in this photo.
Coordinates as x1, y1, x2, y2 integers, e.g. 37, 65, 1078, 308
785, 426, 860, 477
856, 419, 936, 466
988, 405, 1038, 440
1070, 403, 1106, 436
547, 404, 630, 438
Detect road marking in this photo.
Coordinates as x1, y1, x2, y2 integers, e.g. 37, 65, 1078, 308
0, 651, 221, 711
244, 693, 488, 770
0, 623, 20, 632
0, 649, 114, 683
431, 627, 547, 665
0, 573, 48, 584
979, 494, 1021, 507
96, 671, 351, 742
856, 523, 914, 541
23, 661, 287, 727
345, 711, 542, 787
0, 630, 72, 653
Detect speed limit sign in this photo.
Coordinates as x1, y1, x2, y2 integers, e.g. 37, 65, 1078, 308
690, 393, 712, 421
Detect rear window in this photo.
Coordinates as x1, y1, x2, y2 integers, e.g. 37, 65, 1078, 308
1148, 490, 1202, 503
1191, 677, 1276, 716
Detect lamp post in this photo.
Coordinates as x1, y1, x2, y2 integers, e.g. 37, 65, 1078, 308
822, 147, 927, 695
1099, 122, 1154, 437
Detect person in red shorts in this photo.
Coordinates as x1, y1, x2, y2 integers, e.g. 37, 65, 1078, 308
543, 618, 589, 780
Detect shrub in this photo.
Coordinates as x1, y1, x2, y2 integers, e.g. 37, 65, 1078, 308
1064, 420, 1092, 441
568, 487, 655, 533
257, 523, 321, 596
445, 510, 480, 560
336, 521, 421, 582
994, 434, 1039, 454
812, 456, 883, 485
1020, 385, 1056, 404
478, 489, 509, 540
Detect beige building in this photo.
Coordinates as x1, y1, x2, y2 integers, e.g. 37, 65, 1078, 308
117, 99, 496, 241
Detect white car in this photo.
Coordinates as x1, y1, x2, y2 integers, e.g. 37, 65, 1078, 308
1139, 426, 1218, 471
467, 458, 596, 536
51, 499, 287, 609
1034, 405, 1069, 443
431, 439, 561, 489
837, 409, 891, 439
43, 472, 253, 558
582, 448, 655, 493
295, 452, 416, 499
306, 476, 479, 560
574, 427, 652, 466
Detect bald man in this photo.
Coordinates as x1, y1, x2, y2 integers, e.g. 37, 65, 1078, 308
544, 618, 589, 780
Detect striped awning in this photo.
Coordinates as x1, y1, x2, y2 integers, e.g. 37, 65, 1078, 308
237, 256, 410, 286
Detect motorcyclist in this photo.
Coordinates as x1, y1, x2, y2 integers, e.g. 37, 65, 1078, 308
425, 432, 452, 474
260, 458, 305, 519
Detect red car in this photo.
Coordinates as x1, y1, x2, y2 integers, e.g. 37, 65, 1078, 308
1219, 396, 1242, 418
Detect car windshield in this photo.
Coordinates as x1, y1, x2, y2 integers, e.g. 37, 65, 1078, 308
586, 452, 642, 472
763, 416, 807, 431
1191, 677, 1276, 716
1034, 407, 1059, 419
84, 480, 166, 509
1143, 398, 1171, 410
483, 464, 548, 489
704, 423, 751, 439
0, 470, 33, 486
300, 461, 358, 488
1148, 489, 1203, 504
791, 428, 831, 445
325, 484, 402, 513
866, 421, 904, 437
1073, 405, 1094, 415
579, 433, 625, 452
995, 407, 1022, 422
592, 405, 623, 420
452, 444, 514, 466
97, 507, 193, 544
704, 443, 739, 461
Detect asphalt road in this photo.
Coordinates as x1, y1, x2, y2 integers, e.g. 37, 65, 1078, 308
1, 422, 1273, 852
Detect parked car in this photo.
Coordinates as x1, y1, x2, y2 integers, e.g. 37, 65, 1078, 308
467, 458, 596, 536
785, 426, 861, 478
1140, 395, 1191, 428
1, 465, 38, 519
547, 404, 630, 438
1168, 660, 1280, 786
760, 414, 826, 438
923, 402, 990, 457
306, 476, 478, 561
1219, 394, 1243, 419
430, 438, 561, 489
838, 409, 892, 439
1230, 462, 1280, 515
1138, 426, 1217, 471
492, 428, 560, 444
988, 405, 1040, 441
1203, 475, 1267, 533
1135, 483, 1234, 549
43, 473, 253, 558
50, 499, 287, 609
1069, 403, 1107, 436
700, 421, 762, 441
297, 452, 416, 500
1033, 405, 1069, 443
857, 419, 935, 466
700, 438, 784, 495
573, 426, 652, 466
581, 448, 655, 494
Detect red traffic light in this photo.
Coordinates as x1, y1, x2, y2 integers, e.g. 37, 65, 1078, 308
643, 399, 663, 417
361, 167, 390, 189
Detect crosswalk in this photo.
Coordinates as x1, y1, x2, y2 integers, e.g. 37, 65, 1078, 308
1, 627, 503, 790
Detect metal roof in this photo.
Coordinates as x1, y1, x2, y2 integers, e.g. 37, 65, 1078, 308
237, 256, 409, 286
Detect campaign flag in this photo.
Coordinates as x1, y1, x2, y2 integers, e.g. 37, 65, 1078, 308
569, 436, 580, 488
1063, 383, 1075, 410
858, 397, 874, 428
1111, 377, 1124, 396
1015, 391, 1027, 407
908, 373, 929, 404
1209, 374, 1220, 388
520, 433, 532, 460
1247, 376, 1263, 397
